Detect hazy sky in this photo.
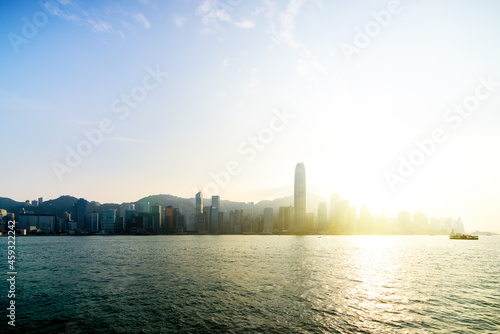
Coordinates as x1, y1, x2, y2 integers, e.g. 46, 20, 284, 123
2, 0, 499, 232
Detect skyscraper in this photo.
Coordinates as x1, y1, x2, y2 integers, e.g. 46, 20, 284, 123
330, 194, 339, 226
210, 195, 220, 234
89, 212, 99, 233
263, 207, 273, 234
151, 204, 162, 233
102, 209, 116, 234
195, 192, 203, 214
140, 201, 150, 213
195, 192, 206, 233
294, 163, 306, 233
75, 198, 88, 232
318, 202, 327, 232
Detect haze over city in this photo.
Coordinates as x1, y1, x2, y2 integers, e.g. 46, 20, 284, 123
2, 0, 500, 233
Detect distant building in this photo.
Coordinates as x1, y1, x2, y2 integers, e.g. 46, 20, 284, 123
318, 203, 327, 232
398, 211, 411, 233
18, 214, 56, 234
359, 205, 374, 234
330, 194, 339, 227
151, 204, 162, 233
89, 212, 99, 233
74, 198, 88, 232
413, 212, 428, 233
348, 206, 357, 234
140, 201, 150, 213
165, 206, 174, 233
120, 203, 135, 218
335, 200, 349, 233
278, 207, 285, 232
294, 163, 306, 233
195, 192, 203, 214
38, 197, 43, 206
263, 208, 273, 234
306, 213, 315, 233
210, 196, 220, 234
230, 210, 242, 234
102, 209, 116, 234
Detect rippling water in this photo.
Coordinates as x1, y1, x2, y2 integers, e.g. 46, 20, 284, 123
1, 235, 499, 333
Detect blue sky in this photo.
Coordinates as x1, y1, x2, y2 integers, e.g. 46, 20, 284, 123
1, 0, 500, 232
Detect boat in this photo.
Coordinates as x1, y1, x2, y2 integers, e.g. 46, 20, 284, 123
449, 229, 478, 240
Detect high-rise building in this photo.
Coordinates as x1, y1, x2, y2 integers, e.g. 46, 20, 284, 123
102, 209, 116, 234
75, 198, 88, 232
348, 206, 357, 234
335, 199, 349, 233
318, 202, 327, 232
165, 206, 174, 233
278, 207, 285, 232
330, 194, 339, 226
398, 211, 411, 233
359, 205, 373, 234
413, 212, 428, 233
120, 203, 135, 218
263, 208, 273, 234
195, 192, 203, 214
151, 204, 162, 233
38, 197, 43, 206
294, 163, 306, 233
210, 196, 220, 234
306, 213, 315, 233
284, 206, 293, 232
230, 210, 243, 234
89, 212, 99, 233
140, 201, 150, 213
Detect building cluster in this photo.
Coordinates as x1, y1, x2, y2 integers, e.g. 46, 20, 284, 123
0, 163, 466, 236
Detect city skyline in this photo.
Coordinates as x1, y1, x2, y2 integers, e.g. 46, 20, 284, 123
3, 159, 498, 233
1, 162, 488, 235
2, 0, 500, 233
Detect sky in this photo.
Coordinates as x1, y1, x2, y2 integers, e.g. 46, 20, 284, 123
1, 0, 499, 232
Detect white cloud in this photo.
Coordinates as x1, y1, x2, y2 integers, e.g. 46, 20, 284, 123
197, 0, 254, 30
133, 13, 151, 29
87, 19, 113, 33
45, 2, 152, 38
260, 0, 325, 79
234, 19, 255, 28
278, 0, 306, 49
173, 15, 187, 28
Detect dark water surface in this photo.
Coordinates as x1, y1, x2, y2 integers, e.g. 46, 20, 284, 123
1, 235, 499, 333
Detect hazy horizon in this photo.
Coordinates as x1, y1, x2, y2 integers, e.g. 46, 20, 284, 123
2, 0, 500, 233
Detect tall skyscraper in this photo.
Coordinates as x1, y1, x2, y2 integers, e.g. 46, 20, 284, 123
120, 203, 135, 218
89, 212, 99, 233
318, 202, 327, 232
151, 204, 162, 233
294, 163, 306, 233
330, 194, 339, 226
210, 195, 220, 234
195, 192, 203, 214
165, 206, 174, 233
140, 201, 150, 213
263, 208, 273, 234
335, 199, 349, 233
75, 198, 88, 232
102, 209, 116, 234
